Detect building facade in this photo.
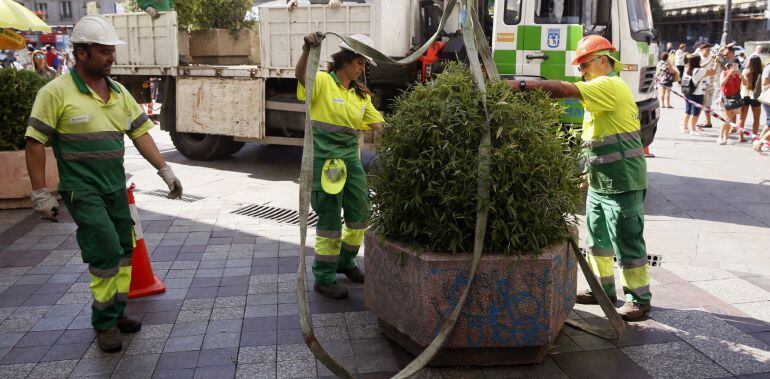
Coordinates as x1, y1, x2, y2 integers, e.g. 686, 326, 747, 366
657, 0, 770, 48
16, 0, 120, 26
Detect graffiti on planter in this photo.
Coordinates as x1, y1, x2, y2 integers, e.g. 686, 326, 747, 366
429, 251, 576, 348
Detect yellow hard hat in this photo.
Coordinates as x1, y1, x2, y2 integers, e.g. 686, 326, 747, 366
321, 159, 347, 195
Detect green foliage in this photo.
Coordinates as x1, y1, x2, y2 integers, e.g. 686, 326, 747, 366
0, 68, 52, 151
370, 64, 582, 254
128, 0, 254, 32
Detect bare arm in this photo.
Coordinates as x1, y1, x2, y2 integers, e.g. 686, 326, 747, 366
25, 138, 48, 190
368, 122, 383, 131
295, 49, 309, 86
507, 79, 582, 99
295, 32, 324, 86
132, 133, 167, 170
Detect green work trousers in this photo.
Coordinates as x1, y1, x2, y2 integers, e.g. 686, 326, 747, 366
311, 158, 369, 284
61, 188, 133, 330
585, 189, 651, 304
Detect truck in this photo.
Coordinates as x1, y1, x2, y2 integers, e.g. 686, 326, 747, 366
105, 0, 660, 161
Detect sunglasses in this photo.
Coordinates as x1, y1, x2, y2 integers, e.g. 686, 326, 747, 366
578, 56, 603, 72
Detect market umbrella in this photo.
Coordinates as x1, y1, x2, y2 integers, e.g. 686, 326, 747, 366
0, 28, 26, 49
0, 0, 52, 33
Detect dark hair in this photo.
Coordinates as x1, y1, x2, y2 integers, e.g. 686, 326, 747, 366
327, 50, 372, 100
686, 54, 701, 75
72, 43, 92, 64
660, 52, 669, 61
746, 56, 763, 90
679, 43, 686, 49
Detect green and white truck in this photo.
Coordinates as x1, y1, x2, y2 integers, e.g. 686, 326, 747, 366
492, 0, 659, 135
106, 0, 659, 160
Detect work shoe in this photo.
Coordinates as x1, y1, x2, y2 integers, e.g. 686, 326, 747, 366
96, 327, 122, 353
575, 289, 617, 304
116, 315, 142, 333
314, 282, 349, 299
618, 302, 651, 321
338, 266, 365, 283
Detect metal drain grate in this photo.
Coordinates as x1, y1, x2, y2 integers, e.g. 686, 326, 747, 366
136, 189, 205, 203
232, 204, 319, 227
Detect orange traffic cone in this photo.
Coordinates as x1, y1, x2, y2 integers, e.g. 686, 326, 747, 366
127, 183, 166, 299
644, 146, 655, 158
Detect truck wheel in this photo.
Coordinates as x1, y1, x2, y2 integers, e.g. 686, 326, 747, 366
170, 131, 242, 160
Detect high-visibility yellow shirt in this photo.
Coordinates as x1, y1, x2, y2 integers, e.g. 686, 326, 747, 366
575, 75, 647, 193
25, 69, 154, 193
297, 71, 384, 159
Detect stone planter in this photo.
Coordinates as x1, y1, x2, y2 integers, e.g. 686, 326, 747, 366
364, 232, 576, 366
188, 28, 260, 65
0, 149, 59, 209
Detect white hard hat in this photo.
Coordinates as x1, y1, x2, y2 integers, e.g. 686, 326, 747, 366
339, 34, 377, 66
71, 15, 125, 46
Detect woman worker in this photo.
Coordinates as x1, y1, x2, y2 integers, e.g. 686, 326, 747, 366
295, 33, 384, 299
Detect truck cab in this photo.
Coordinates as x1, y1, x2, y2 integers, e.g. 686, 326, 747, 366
491, 0, 660, 143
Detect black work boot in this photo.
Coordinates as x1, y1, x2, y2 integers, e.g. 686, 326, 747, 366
314, 282, 349, 299
575, 289, 617, 304
338, 266, 365, 283
96, 327, 122, 353
116, 315, 142, 333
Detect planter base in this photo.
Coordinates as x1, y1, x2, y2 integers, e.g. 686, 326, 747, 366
364, 232, 577, 366
379, 319, 550, 366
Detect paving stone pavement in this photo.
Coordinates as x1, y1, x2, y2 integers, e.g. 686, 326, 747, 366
1, 93, 769, 378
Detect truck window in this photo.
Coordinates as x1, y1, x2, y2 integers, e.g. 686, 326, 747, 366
534, 0, 582, 24
627, 0, 654, 41
503, 0, 522, 24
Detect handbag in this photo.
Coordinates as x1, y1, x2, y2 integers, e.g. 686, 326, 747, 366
759, 85, 770, 105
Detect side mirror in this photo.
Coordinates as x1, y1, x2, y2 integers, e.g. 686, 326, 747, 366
593, 0, 611, 26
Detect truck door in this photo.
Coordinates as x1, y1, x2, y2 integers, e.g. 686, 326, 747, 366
491, 0, 522, 76
519, 0, 583, 83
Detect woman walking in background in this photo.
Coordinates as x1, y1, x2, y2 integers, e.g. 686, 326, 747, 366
681, 55, 713, 135
719, 60, 744, 144
656, 52, 676, 108
675, 43, 687, 83
739, 56, 763, 138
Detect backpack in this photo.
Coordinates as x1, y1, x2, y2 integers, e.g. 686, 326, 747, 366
681, 73, 699, 96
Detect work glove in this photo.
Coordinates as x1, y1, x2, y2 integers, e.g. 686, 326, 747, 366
287, 0, 298, 11
157, 165, 183, 199
145, 6, 160, 19
303, 32, 325, 52
30, 188, 59, 222
328, 0, 342, 8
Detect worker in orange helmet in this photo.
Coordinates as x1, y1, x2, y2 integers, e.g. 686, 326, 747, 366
509, 35, 652, 321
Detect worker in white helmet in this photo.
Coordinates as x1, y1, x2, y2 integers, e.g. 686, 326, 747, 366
24, 15, 183, 352
295, 32, 383, 299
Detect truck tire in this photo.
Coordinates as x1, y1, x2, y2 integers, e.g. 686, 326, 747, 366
170, 131, 244, 160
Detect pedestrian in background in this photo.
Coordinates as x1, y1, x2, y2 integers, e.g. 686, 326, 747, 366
754, 62, 770, 153
740, 56, 763, 137
656, 52, 676, 108
681, 54, 713, 135
697, 44, 717, 129
675, 43, 687, 83
31, 50, 56, 78
719, 60, 743, 144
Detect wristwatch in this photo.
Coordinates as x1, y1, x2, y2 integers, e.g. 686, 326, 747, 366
519, 79, 527, 91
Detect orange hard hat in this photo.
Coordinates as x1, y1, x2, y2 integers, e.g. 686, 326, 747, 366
572, 35, 616, 65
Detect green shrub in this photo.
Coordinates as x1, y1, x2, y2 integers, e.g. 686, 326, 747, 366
370, 64, 582, 254
128, 0, 254, 32
0, 68, 52, 151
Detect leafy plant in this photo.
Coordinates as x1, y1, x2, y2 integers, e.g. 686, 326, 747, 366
370, 64, 581, 254
0, 68, 52, 151
129, 0, 254, 32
